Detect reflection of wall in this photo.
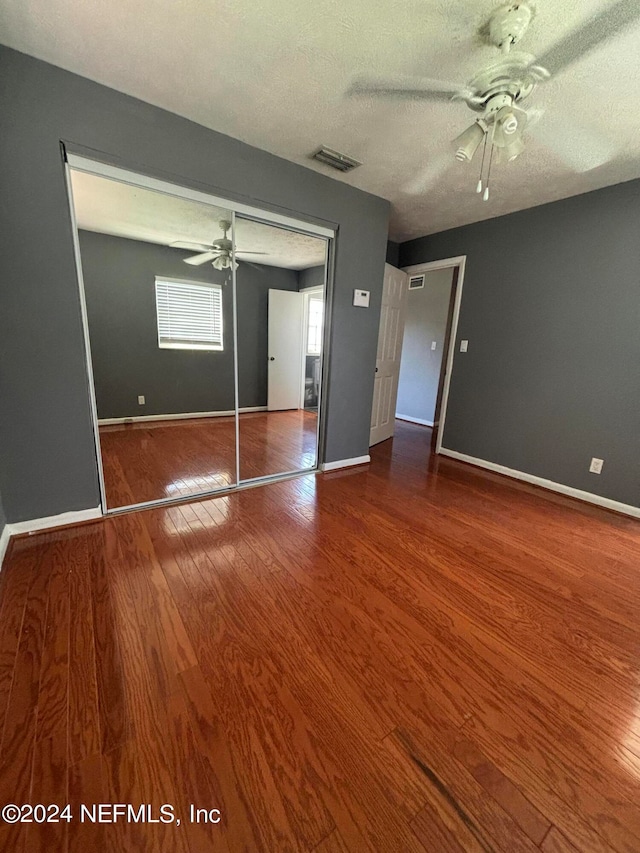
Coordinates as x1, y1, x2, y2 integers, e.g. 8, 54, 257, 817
79, 230, 298, 418
299, 265, 325, 290
396, 268, 454, 425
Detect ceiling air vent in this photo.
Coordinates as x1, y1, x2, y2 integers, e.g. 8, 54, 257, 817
312, 146, 362, 173
409, 274, 425, 290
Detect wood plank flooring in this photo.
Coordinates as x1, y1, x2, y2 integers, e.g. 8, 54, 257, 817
99, 409, 318, 508
1, 420, 640, 851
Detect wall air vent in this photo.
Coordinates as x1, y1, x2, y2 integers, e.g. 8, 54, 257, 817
409, 275, 425, 290
312, 146, 362, 173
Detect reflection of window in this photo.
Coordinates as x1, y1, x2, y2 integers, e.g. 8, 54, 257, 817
155, 278, 223, 351
307, 296, 324, 355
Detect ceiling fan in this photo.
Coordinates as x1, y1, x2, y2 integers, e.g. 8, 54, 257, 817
170, 220, 267, 270
348, 0, 639, 198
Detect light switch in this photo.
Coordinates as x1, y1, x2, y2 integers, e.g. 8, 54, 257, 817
353, 289, 370, 308
431, 341, 437, 351
460, 340, 468, 353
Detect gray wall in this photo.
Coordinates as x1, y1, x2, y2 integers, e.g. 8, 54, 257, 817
396, 268, 454, 424
79, 230, 298, 418
400, 180, 640, 508
0, 45, 389, 523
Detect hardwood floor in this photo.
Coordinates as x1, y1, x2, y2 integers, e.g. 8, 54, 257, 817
2, 420, 640, 851
99, 409, 318, 508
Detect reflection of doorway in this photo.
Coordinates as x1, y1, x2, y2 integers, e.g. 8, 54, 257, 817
301, 284, 324, 412
267, 289, 305, 411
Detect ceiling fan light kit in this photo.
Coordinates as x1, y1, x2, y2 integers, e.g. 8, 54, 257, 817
454, 120, 487, 162
170, 219, 266, 273
348, 0, 635, 200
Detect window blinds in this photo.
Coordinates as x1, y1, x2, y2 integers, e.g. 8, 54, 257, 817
155, 278, 223, 351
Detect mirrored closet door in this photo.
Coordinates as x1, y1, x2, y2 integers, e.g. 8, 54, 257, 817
66, 156, 332, 513
235, 216, 328, 482
68, 166, 238, 510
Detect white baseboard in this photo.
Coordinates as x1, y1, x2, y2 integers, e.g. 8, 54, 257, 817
396, 414, 434, 427
98, 406, 267, 426
321, 455, 370, 472
8, 506, 103, 536
439, 448, 640, 520
0, 524, 10, 571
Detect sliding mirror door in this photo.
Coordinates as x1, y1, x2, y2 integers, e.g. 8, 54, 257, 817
234, 215, 328, 482
68, 167, 238, 509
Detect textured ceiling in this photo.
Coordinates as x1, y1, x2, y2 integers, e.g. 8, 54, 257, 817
70, 171, 327, 270
2, 0, 640, 240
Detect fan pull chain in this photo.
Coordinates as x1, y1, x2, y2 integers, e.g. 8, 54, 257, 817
477, 131, 488, 194
483, 126, 496, 202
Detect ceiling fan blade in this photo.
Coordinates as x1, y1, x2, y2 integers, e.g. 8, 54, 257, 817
530, 113, 617, 172
235, 250, 270, 256
347, 76, 470, 103
183, 251, 218, 266
402, 151, 454, 194
170, 241, 213, 252
531, 0, 640, 76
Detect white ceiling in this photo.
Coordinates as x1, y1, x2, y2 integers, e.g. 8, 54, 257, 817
3, 0, 640, 241
70, 170, 327, 270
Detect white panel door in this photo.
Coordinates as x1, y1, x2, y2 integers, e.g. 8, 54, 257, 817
370, 264, 409, 446
268, 289, 305, 411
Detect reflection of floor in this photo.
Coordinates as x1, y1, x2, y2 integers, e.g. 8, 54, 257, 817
3, 420, 640, 851
99, 409, 318, 508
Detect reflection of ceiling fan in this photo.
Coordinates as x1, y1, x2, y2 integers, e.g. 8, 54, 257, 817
170, 220, 267, 270
348, 1, 639, 198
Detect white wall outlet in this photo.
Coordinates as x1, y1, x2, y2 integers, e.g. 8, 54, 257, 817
138, 395, 146, 405
460, 340, 469, 353
353, 289, 370, 308
431, 341, 437, 351
589, 457, 604, 474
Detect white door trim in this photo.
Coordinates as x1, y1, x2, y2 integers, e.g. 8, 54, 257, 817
402, 256, 466, 455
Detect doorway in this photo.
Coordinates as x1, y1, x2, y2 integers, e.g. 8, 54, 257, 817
370, 257, 465, 454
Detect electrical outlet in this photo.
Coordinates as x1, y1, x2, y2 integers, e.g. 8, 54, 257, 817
138, 395, 145, 405
589, 457, 604, 474
431, 341, 437, 351
460, 340, 468, 353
